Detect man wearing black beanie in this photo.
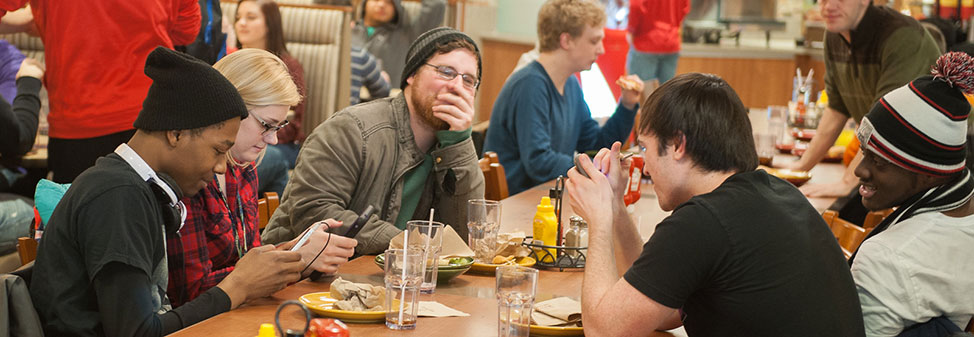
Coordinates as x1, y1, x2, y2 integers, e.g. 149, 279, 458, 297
28, 47, 305, 336
262, 27, 485, 255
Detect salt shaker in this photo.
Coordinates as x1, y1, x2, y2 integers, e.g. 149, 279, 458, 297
564, 216, 589, 258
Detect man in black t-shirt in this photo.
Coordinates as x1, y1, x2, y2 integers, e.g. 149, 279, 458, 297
28, 47, 305, 337
566, 73, 865, 336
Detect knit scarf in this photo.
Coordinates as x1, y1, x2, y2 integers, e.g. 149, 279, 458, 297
849, 168, 974, 265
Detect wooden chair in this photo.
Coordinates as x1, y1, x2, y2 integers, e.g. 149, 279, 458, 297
479, 151, 509, 201
822, 210, 869, 260
863, 208, 894, 230
257, 192, 280, 230
17, 237, 37, 266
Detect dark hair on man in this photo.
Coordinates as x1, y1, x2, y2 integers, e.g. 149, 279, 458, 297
638, 73, 758, 173
432, 38, 481, 73
235, 0, 290, 57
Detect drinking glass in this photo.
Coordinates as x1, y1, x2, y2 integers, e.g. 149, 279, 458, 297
755, 132, 775, 166
405, 220, 444, 294
496, 266, 538, 337
767, 105, 787, 146
384, 249, 424, 330
468, 199, 501, 263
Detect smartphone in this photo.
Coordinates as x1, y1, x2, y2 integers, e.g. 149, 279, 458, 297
343, 205, 375, 238
573, 154, 590, 178
290, 221, 324, 252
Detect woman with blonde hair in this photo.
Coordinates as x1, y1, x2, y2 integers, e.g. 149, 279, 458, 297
166, 49, 357, 308
233, 0, 307, 196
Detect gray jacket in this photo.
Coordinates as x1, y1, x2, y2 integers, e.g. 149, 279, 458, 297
261, 94, 484, 254
351, 0, 446, 89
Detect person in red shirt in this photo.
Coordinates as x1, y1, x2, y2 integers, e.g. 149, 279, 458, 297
167, 48, 357, 307
626, 0, 689, 85
0, 0, 200, 183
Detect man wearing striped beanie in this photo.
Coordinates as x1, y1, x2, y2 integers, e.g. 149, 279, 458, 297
850, 52, 974, 336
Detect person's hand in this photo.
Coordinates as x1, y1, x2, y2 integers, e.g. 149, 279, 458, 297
16, 58, 43, 80
617, 75, 644, 110
219, 245, 303, 308
590, 141, 631, 199
433, 82, 476, 131
779, 158, 812, 171
279, 219, 358, 276
380, 70, 391, 85
799, 180, 857, 198
566, 153, 618, 237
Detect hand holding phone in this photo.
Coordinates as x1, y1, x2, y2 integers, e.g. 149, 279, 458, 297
574, 154, 591, 178
290, 222, 324, 252
343, 205, 375, 238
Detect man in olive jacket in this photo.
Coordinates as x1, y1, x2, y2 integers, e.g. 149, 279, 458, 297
262, 28, 484, 255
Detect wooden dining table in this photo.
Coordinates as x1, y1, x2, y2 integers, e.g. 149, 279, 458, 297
171, 156, 842, 336
172, 105, 847, 336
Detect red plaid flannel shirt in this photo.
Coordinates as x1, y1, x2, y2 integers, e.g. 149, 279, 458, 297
166, 164, 261, 307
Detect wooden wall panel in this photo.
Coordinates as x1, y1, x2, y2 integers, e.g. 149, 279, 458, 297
675, 57, 797, 108
478, 38, 534, 123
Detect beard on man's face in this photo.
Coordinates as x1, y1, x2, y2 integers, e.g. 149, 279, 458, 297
410, 87, 449, 130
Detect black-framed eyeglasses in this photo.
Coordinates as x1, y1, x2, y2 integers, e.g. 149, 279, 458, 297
250, 111, 289, 136
424, 63, 479, 89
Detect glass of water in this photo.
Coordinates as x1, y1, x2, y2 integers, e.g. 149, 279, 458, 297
384, 248, 424, 330
496, 265, 538, 337
468, 199, 501, 263
405, 220, 444, 294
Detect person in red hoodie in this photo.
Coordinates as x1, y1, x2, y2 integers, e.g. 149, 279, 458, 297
626, 0, 689, 85
0, 0, 201, 183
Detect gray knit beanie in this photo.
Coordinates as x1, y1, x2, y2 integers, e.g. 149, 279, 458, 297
134, 47, 248, 131
400, 27, 482, 90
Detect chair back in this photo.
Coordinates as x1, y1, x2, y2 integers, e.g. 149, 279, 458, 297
479, 151, 509, 201
221, 1, 352, 136
258, 192, 281, 230
16, 238, 37, 266
822, 210, 869, 260
863, 208, 894, 230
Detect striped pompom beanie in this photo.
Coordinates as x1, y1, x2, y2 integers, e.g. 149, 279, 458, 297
857, 51, 972, 177
849, 52, 974, 265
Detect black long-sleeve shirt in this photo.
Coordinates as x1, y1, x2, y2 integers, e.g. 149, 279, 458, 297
0, 77, 42, 161
94, 263, 231, 336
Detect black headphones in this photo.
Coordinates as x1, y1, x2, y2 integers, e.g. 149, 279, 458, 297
149, 182, 182, 234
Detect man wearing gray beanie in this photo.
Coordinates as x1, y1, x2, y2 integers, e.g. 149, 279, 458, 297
262, 27, 485, 255
28, 47, 305, 336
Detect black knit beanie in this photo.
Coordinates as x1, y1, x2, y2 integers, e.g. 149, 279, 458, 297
133, 47, 248, 131
400, 27, 482, 90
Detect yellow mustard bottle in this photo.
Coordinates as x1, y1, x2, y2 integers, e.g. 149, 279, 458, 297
532, 196, 558, 263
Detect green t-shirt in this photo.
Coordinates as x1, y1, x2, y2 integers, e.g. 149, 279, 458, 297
393, 128, 472, 229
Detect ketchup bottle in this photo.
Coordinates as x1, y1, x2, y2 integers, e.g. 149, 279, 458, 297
624, 155, 644, 207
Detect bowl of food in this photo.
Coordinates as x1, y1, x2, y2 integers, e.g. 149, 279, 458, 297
775, 142, 794, 154
792, 129, 816, 142
822, 145, 845, 163
770, 168, 812, 187
374, 254, 474, 284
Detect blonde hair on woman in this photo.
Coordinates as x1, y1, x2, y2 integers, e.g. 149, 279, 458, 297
214, 48, 302, 167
